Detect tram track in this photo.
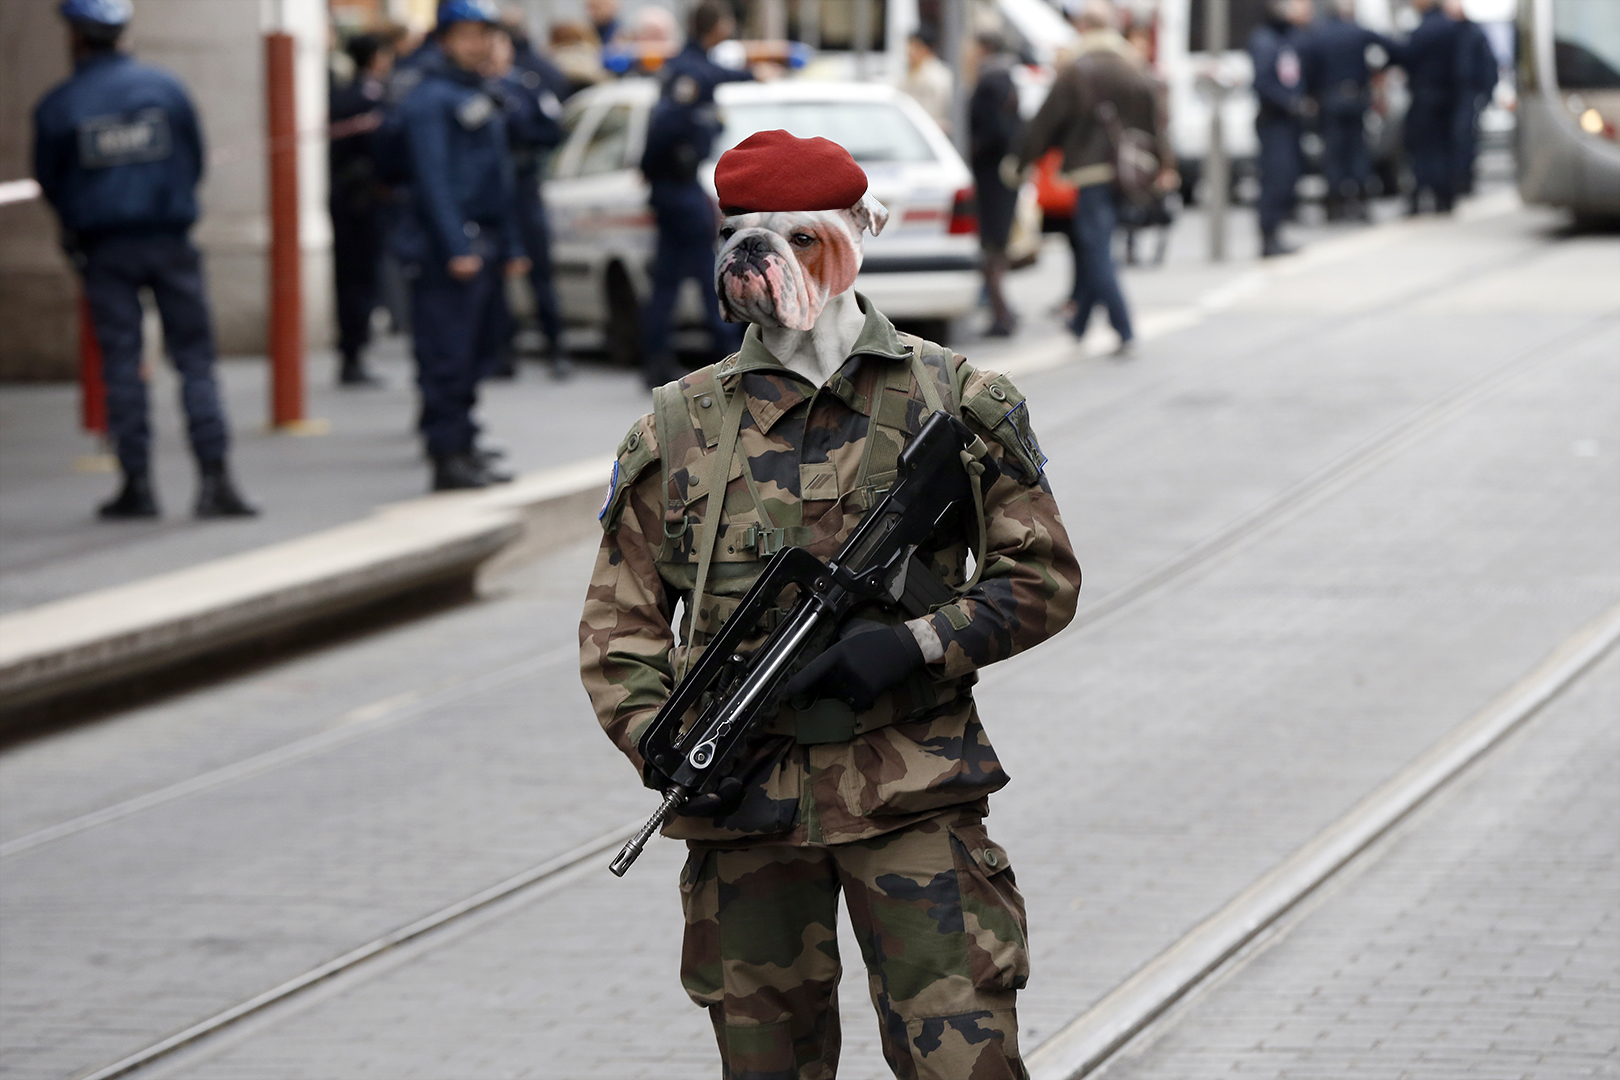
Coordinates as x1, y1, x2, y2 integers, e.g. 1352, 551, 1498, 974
48, 298, 1614, 1080
1, 204, 1596, 1075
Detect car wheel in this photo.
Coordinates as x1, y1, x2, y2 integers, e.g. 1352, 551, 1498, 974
604, 262, 641, 367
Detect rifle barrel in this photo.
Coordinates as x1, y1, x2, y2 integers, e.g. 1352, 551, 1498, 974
609, 786, 687, 877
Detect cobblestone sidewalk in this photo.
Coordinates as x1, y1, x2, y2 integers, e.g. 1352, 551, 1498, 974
1098, 650, 1620, 1080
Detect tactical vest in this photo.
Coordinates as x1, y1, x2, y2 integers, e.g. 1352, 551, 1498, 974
604, 336, 1043, 744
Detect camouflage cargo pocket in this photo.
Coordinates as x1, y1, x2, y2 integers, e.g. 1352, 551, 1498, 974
947, 823, 1030, 991
678, 847, 724, 1007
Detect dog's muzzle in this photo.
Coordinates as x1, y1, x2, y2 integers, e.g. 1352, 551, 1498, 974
716, 229, 816, 330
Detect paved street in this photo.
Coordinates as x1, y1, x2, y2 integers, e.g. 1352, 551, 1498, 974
1097, 649, 1620, 1080
1, 187, 1616, 1080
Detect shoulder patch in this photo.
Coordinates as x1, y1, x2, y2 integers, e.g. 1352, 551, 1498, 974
962, 372, 1047, 483
599, 419, 659, 533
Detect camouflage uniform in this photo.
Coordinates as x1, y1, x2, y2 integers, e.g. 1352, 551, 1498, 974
580, 295, 1080, 1078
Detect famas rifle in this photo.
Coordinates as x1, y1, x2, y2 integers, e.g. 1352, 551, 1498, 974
610, 409, 998, 876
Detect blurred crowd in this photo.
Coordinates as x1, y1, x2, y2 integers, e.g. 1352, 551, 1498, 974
906, 0, 1502, 349
31, 0, 1506, 519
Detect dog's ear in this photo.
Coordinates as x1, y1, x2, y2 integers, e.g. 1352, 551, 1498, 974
848, 193, 889, 237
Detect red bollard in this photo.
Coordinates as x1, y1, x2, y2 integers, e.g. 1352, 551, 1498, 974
78, 291, 107, 435
264, 31, 304, 428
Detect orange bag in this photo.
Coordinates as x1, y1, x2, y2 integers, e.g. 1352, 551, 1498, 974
1033, 148, 1077, 217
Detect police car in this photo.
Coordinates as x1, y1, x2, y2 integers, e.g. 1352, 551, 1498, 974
544, 78, 981, 361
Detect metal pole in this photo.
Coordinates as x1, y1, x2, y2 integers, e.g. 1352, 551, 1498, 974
941, 0, 967, 152
803, 0, 821, 47
265, 30, 305, 427
853, 0, 872, 80
1205, 0, 1230, 262
760, 0, 786, 40
77, 291, 107, 435
799, 0, 820, 48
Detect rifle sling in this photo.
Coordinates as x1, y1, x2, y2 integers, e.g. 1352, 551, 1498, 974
682, 385, 747, 681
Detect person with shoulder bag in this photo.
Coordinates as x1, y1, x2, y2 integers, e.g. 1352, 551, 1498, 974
1008, 0, 1175, 356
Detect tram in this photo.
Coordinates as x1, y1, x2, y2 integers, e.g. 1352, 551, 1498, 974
1516, 0, 1620, 216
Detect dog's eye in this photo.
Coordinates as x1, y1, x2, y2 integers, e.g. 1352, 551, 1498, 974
719, 227, 736, 241
791, 233, 815, 248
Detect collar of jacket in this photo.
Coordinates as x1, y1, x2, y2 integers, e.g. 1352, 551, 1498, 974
432, 55, 486, 88
1075, 29, 1137, 60
75, 51, 129, 74
718, 292, 913, 434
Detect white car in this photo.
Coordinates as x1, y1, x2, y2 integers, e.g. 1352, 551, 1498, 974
544, 78, 981, 363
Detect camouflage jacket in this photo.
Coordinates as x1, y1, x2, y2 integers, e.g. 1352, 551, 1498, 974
579, 296, 1080, 846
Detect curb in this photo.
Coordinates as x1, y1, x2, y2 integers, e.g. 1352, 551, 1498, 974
0, 455, 610, 716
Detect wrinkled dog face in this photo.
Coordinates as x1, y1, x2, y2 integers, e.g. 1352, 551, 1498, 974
714, 194, 889, 331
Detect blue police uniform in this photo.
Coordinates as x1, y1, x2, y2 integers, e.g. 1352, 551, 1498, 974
1451, 16, 1497, 196
1399, 5, 1461, 213
33, 49, 230, 482
329, 66, 388, 382
1302, 11, 1391, 217
637, 41, 751, 388
499, 40, 570, 364
1249, 14, 1309, 252
395, 50, 525, 467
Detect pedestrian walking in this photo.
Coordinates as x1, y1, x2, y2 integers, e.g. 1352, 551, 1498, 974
901, 25, 955, 136
1014, 0, 1173, 353
1447, 0, 1498, 198
329, 31, 395, 387
636, 0, 751, 390
1249, 0, 1315, 256
393, 0, 528, 491
496, 7, 573, 379
1398, 0, 1462, 214
969, 32, 1024, 337
33, 0, 256, 521
1301, 0, 1391, 221
580, 129, 1080, 1079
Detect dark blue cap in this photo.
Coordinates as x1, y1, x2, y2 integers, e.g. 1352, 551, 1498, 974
60, 0, 132, 27
436, 0, 498, 28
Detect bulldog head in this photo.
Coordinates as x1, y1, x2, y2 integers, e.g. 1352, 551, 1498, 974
714, 194, 889, 331
710, 129, 886, 332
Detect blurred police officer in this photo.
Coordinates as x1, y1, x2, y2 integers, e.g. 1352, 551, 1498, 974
1249, 0, 1315, 257
33, 0, 256, 520
1399, 0, 1461, 214
496, 7, 573, 380
395, 0, 529, 491
1447, 0, 1498, 198
1303, 0, 1392, 221
636, 0, 751, 390
329, 32, 395, 387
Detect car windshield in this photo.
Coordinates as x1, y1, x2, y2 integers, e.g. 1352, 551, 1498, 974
718, 101, 937, 163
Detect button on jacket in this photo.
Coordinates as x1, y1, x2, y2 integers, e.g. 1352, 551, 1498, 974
580, 298, 1081, 847
32, 52, 204, 240
397, 56, 524, 263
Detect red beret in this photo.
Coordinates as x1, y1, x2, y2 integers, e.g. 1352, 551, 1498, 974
714, 130, 869, 214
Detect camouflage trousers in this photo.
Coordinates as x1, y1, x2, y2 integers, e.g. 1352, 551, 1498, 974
678, 809, 1030, 1080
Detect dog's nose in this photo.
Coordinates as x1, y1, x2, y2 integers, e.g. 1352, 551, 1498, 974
736, 234, 771, 256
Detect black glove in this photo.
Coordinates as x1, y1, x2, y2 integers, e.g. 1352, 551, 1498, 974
785, 622, 926, 713
682, 776, 745, 817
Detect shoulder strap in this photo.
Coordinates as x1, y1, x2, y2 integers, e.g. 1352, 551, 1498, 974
680, 384, 747, 681
650, 382, 690, 558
